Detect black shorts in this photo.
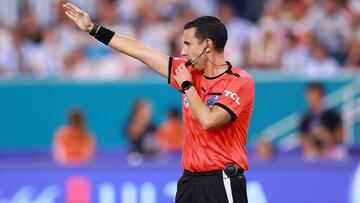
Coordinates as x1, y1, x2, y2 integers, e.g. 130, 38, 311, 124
175, 169, 248, 203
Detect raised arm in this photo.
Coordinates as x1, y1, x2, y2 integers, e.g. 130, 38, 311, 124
63, 2, 169, 77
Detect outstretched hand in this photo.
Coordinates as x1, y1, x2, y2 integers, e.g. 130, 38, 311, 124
63, 2, 94, 33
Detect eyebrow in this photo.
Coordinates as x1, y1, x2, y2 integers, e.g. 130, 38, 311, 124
184, 41, 190, 45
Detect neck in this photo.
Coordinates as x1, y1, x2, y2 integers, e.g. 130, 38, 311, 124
311, 103, 324, 114
203, 52, 228, 77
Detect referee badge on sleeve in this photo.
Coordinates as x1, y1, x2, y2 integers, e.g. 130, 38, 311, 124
184, 95, 189, 108
206, 96, 219, 107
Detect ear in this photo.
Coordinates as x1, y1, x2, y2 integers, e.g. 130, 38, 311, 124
204, 39, 212, 52
205, 40, 209, 49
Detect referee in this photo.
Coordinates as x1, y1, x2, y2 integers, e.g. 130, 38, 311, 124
63, 3, 254, 203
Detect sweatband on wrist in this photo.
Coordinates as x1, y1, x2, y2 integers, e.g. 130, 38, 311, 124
94, 26, 115, 45
89, 23, 99, 36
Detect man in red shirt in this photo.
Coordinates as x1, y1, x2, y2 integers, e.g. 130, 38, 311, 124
63, 3, 254, 203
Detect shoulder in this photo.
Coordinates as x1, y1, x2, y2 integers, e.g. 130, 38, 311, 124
229, 67, 254, 86
55, 126, 69, 134
54, 126, 70, 139
324, 108, 339, 114
235, 67, 253, 80
170, 57, 188, 65
323, 109, 341, 119
170, 57, 197, 73
301, 112, 312, 122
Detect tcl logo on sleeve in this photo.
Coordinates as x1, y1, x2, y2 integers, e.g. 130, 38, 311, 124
224, 90, 240, 105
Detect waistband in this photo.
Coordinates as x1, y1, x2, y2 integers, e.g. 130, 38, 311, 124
183, 168, 244, 177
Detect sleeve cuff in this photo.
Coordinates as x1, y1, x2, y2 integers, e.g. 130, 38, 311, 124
168, 57, 173, 84
213, 103, 237, 121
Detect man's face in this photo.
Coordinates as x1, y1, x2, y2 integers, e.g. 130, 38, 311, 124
323, 0, 338, 15
181, 28, 207, 70
306, 88, 323, 110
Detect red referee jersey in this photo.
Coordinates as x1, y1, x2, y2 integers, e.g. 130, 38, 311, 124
168, 57, 255, 172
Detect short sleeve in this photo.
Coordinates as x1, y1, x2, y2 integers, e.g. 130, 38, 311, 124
322, 110, 342, 131
168, 57, 188, 90
299, 114, 310, 134
214, 76, 254, 121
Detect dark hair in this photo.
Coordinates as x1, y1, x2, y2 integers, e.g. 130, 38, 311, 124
168, 108, 180, 118
184, 16, 227, 52
68, 108, 85, 128
307, 82, 324, 95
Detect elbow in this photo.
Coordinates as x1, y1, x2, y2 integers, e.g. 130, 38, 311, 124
200, 119, 216, 131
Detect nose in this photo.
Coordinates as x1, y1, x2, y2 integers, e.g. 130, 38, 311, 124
181, 47, 187, 57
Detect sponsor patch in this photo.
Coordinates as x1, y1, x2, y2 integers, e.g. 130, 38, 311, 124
224, 90, 240, 105
206, 95, 219, 107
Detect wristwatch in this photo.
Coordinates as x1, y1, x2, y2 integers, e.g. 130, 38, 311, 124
181, 81, 194, 93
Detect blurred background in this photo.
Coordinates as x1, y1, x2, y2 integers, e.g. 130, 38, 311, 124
0, 0, 360, 202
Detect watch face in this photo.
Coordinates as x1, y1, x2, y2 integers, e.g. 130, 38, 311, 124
181, 81, 191, 90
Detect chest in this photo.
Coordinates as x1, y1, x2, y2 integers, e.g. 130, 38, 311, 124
182, 76, 228, 111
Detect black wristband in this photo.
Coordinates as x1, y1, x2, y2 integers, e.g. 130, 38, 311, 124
94, 26, 115, 45
89, 23, 99, 36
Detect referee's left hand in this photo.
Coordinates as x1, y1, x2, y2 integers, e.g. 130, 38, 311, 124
174, 63, 193, 87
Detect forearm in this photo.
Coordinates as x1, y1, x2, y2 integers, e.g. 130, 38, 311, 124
185, 87, 213, 130
90, 24, 168, 77
88, 22, 147, 58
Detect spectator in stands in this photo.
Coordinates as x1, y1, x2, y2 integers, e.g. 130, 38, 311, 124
156, 108, 183, 153
303, 37, 340, 77
281, 30, 309, 72
247, 16, 282, 68
168, 7, 198, 57
138, 3, 173, 55
298, 82, 347, 161
218, 2, 253, 68
344, 31, 360, 69
81, 0, 144, 80
18, 9, 61, 78
125, 99, 158, 157
53, 108, 96, 165
254, 138, 275, 162
0, 28, 19, 78
344, 0, 360, 69
301, 0, 324, 34
1, 0, 360, 80
312, 0, 351, 64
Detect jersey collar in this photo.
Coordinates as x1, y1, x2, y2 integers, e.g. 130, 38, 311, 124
204, 61, 236, 80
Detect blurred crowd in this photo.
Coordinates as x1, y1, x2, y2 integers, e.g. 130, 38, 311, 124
1, 0, 360, 80
52, 102, 183, 165
51, 81, 351, 166
52, 82, 349, 166
254, 82, 348, 162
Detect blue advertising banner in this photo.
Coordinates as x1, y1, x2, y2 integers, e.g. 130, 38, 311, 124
0, 158, 359, 203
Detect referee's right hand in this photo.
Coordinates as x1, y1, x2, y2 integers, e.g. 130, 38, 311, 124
62, 2, 94, 33
62, 2, 169, 78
